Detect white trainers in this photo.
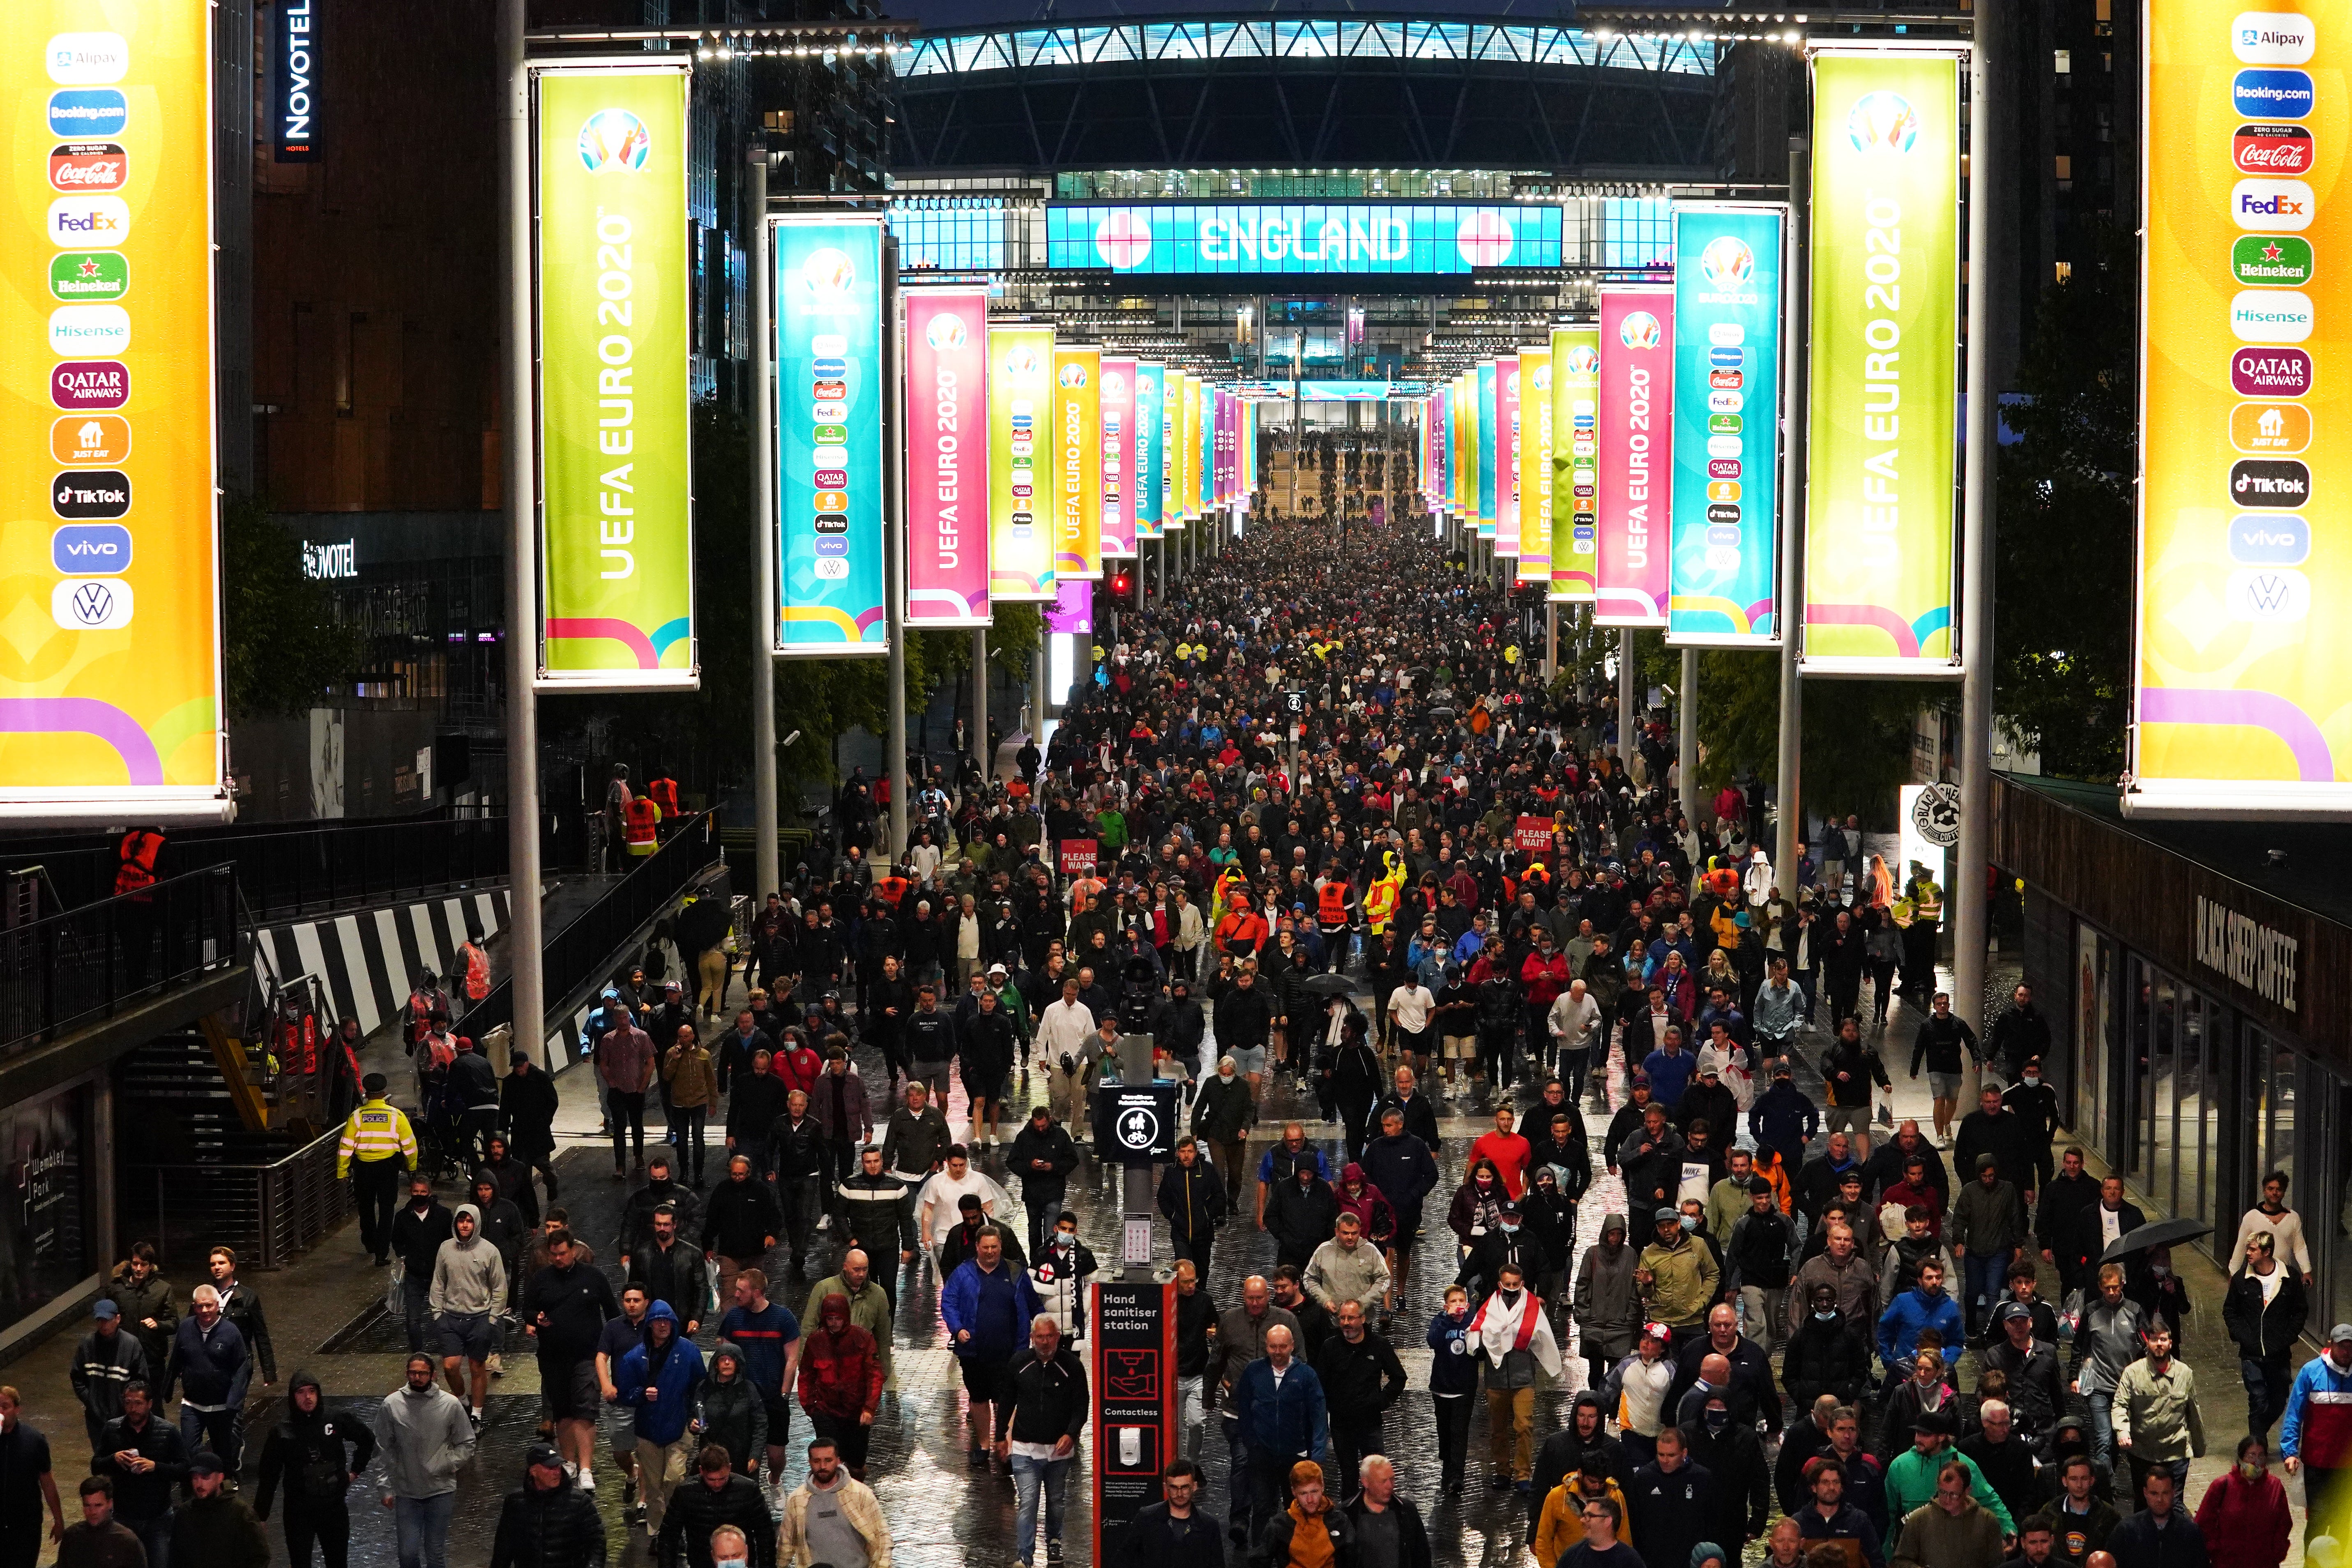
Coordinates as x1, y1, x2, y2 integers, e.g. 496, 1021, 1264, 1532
577, 1470, 597, 1492
486, 1351, 503, 1378
817, 1215, 833, 1232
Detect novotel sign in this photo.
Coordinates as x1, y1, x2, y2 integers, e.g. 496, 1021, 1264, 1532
1045, 202, 1563, 277
273, 0, 317, 162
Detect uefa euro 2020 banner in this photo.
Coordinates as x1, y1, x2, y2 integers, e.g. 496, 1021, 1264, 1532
1516, 348, 1553, 584
1052, 345, 1101, 581
1670, 203, 1786, 646
1595, 286, 1674, 628
0, 2, 228, 823
1100, 357, 1138, 559
1133, 363, 1164, 539
775, 215, 886, 653
986, 324, 1054, 601
2129, 0, 2352, 814
1550, 325, 1601, 601
1475, 360, 1497, 537
1803, 48, 1962, 675
903, 287, 989, 629
539, 63, 695, 686
1497, 355, 1522, 556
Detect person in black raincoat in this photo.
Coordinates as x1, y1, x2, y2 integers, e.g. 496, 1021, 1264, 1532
253, 1371, 376, 1568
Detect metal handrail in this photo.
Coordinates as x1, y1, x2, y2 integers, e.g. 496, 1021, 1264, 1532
0, 865, 238, 1058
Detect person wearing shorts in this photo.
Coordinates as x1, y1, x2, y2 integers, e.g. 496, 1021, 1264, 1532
428, 1204, 507, 1427
524, 1229, 620, 1491
595, 1286, 652, 1522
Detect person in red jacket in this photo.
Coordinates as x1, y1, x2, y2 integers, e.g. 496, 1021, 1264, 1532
2193, 1434, 2292, 1568
796, 1293, 883, 1481
1519, 931, 1571, 1077
1467, 1106, 1534, 1200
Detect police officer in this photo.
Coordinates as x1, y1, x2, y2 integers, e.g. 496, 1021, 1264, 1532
335, 1073, 419, 1266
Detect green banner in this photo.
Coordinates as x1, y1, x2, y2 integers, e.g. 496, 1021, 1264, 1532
1802, 50, 1962, 674
537, 66, 695, 687
1550, 325, 1599, 601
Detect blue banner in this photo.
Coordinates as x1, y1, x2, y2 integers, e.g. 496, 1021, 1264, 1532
1046, 202, 1563, 276
1477, 361, 1498, 537
1133, 363, 1163, 538
1668, 202, 1785, 646
776, 217, 888, 652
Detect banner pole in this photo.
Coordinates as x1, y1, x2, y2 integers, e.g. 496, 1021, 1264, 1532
1954, 21, 1999, 1066
1679, 645, 1701, 833
1776, 139, 1811, 897
884, 233, 908, 861
749, 152, 779, 902
499, 0, 545, 1061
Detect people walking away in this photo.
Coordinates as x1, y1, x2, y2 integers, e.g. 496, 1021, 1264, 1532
338, 1074, 420, 1265
487, 1445, 606, 1568
254, 1372, 374, 1568
369, 1353, 475, 1568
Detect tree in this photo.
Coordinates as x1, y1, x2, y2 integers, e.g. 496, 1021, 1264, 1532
1992, 222, 2135, 781
219, 492, 362, 716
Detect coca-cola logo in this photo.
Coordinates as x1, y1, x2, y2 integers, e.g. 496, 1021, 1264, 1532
2235, 122, 2315, 175
2232, 347, 2312, 396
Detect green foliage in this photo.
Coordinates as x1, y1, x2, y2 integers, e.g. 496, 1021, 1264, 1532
219, 491, 362, 717
1993, 223, 2136, 781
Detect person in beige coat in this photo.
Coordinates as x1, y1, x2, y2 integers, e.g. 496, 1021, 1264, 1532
661, 1024, 718, 1185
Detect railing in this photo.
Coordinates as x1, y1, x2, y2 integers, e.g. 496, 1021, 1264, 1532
9, 813, 511, 924
121, 1126, 352, 1271
0, 865, 239, 1058
462, 812, 725, 1043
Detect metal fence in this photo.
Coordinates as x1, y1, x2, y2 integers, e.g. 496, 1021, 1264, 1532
0, 865, 239, 1058
461, 813, 724, 1042
122, 1125, 352, 1271
11, 814, 513, 923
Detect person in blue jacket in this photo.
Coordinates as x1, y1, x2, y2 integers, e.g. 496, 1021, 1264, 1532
1231, 1322, 1329, 1545
613, 1300, 706, 1536
939, 1228, 1043, 1465
1875, 1258, 1964, 1385
1425, 1285, 1479, 1490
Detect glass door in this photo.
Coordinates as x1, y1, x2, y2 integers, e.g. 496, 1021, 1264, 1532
2076, 922, 2113, 1160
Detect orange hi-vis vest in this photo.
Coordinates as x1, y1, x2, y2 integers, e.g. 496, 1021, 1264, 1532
115, 828, 163, 900
646, 777, 682, 815
624, 795, 661, 852
1316, 881, 1350, 926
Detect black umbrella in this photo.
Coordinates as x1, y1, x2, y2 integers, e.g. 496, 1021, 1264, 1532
2099, 1216, 2211, 1266
1300, 973, 1359, 999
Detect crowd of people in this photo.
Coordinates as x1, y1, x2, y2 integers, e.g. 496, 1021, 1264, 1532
0, 516, 2329, 1568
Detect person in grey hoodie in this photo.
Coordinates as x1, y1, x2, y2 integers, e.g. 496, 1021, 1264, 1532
369, 1353, 475, 1568
1572, 1213, 1641, 1391
468, 1172, 529, 1378
428, 1205, 507, 1429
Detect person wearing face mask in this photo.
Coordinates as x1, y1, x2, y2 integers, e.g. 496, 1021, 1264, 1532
1458, 1201, 1539, 1306
2000, 1058, 2062, 1200
2190, 1435, 2290, 1568
1680, 1394, 1769, 1557
1472, 1262, 1562, 1492
1264, 1158, 1341, 1274
1191, 1056, 1258, 1209
1785, 1285, 1874, 1418
1030, 1213, 1100, 1345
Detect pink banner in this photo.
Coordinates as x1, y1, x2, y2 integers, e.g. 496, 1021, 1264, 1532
1496, 355, 1521, 555
1595, 285, 1675, 627
903, 289, 991, 626
1044, 574, 1093, 633
1100, 357, 1138, 558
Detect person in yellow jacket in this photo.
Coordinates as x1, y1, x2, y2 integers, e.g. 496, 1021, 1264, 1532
1533, 1468, 1635, 1566
336, 1071, 419, 1266
1364, 851, 1405, 937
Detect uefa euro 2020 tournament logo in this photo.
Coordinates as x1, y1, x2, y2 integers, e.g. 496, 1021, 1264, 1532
577, 108, 651, 173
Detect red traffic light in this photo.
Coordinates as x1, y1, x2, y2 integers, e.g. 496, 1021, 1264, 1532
1110, 572, 1133, 602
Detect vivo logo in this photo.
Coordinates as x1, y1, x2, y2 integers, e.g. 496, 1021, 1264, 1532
51, 523, 131, 573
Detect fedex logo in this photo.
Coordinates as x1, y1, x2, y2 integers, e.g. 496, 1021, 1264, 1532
2235, 178, 2316, 230
48, 196, 128, 245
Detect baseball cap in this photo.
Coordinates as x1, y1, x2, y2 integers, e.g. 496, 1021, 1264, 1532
528, 1443, 563, 1470
1654, 1206, 1682, 1223
92, 1299, 118, 1320
1641, 1322, 1672, 1343
189, 1451, 227, 1476
1993, 1302, 2034, 1327
2331, 1323, 2352, 1344
1911, 1409, 1959, 1436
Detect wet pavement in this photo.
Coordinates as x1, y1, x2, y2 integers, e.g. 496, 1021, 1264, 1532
9, 942, 2273, 1567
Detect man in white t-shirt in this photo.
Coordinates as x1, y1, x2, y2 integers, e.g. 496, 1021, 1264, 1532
1387, 976, 1436, 1082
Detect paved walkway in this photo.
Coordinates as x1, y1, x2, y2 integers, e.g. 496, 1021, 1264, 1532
5, 946, 2270, 1566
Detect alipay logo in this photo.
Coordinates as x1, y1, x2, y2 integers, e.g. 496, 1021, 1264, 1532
47, 34, 129, 85
2234, 11, 2317, 64
576, 108, 651, 173
1846, 90, 1919, 153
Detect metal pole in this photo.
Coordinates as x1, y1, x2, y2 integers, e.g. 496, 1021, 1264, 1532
1546, 603, 1558, 682
972, 629, 989, 781
499, 0, 544, 1062
1954, 20, 2000, 1067
884, 235, 908, 862
748, 151, 779, 902
1775, 136, 1811, 896
1619, 628, 1636, 762
1679, 645, 1700, 830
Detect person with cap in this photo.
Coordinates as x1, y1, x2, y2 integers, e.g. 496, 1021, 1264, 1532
1948, 1154, 2029, 1338
71, 1299, 150, 1454
169, 1449, 266, 1568
254, 1371, 375, 1568
487, 1443, 606, 1568
1980, 1299, 2065, 1448
369, 1352, 475, 1568
337, 1072, 419, 1265
1882, 1411, 2014, 1559
1636, 1205, 1719, 1356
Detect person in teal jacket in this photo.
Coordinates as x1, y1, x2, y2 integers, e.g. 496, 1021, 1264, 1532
1881, 1410, 2013, 1556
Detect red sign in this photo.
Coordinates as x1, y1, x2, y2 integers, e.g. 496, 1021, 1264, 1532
2235, 122, 2315, 176
1513, 815, 1556, 854
1058, 838, 1100, 875
49, 142, 127, 191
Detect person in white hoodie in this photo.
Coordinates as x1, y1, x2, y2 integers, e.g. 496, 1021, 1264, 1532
369, 1353, 475, 1568
427, 1205, 506, 1429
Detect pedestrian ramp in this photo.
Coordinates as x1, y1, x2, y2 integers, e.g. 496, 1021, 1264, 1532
248, 887, 516, 1037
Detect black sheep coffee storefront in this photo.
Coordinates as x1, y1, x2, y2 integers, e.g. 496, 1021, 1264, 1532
1999, 774, 2352, 1309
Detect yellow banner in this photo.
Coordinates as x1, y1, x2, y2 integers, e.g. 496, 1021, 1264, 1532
0, 2, 226, 821
2131, 0, 2352, 810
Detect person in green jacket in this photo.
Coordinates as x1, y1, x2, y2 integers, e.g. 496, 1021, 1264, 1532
1883, 1410, 2013, 1556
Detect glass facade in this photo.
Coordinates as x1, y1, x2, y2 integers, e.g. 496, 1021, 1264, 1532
891, 203, 1007, 272
1602, 196, 1676, 269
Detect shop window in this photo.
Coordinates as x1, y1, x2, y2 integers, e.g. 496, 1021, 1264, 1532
2146, 966, 2177, 1209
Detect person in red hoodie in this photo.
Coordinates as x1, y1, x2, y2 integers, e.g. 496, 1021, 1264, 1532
1519, 930, 1571, 1077
795, 1293, 883, 1481
2193, 1434, 2292, 1568
1468, 1107, 1534, 1200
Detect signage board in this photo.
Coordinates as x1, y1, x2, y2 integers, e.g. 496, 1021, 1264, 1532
1092, 1281, 1177, 1566
1550, 325, 1601, 601
1046, 202, 1563, 276
1091, 1082, 1180, 1161
1596, 284, 1675, 626
903, 288, 989, 627
272, 0, 318, 161
774, 214, 886, 652
986, 323, 1055, 601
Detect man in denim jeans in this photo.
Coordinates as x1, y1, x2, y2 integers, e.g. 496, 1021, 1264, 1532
997, 1315, 1087, 1568
367, 1354, 473, 1568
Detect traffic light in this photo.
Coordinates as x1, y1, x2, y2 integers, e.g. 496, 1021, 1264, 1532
1110, 569, 1135, 608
